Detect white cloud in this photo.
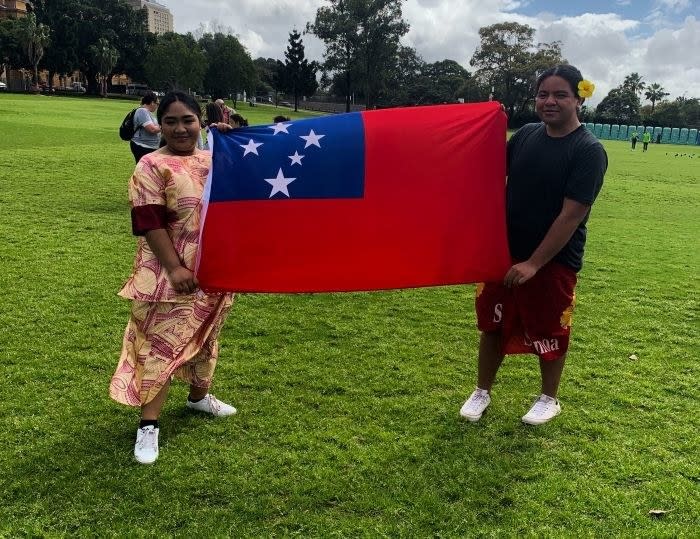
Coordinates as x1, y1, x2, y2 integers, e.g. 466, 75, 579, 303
163, 0, 700, 104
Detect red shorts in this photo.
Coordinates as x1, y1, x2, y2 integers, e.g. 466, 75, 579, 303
475, 262, 577, 361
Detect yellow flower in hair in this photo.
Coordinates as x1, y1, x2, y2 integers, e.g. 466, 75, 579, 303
578, 79, 595, 98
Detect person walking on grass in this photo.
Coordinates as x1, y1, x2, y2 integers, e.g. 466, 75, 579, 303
110, 92, 237, 464
642, 130, 651, 152
630, 130, 638, 150
460, 65, 607, 425
130, 91, 161, 163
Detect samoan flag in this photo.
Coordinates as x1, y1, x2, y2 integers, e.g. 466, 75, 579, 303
196, 102, 510, 293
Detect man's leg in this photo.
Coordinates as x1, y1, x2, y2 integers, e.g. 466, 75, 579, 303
539, 354, 566, 398
477, 331, 505, 391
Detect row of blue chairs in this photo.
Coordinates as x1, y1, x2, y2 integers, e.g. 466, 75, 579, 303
584, 123, 700, 145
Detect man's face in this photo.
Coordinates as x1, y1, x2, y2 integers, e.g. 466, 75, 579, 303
535, 75, 582, 128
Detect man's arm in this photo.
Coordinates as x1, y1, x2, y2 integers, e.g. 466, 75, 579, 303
503, 198, 590, 287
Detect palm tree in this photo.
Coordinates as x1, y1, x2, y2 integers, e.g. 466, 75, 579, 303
89, 38, 119, 96
623, 72, 645, 97
21, 13, 50, 88
644, 82, 669, 113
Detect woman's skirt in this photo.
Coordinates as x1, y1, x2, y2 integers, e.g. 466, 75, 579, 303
110, 294, 234, 407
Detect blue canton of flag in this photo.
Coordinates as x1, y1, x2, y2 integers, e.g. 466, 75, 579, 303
209, 113, 366, 201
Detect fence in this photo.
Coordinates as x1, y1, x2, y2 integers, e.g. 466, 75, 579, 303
585, 123, 700, 145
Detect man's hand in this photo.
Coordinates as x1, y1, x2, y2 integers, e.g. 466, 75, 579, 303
503, 260, 539, 288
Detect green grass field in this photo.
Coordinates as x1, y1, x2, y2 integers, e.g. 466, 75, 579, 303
0, 93, 698, 536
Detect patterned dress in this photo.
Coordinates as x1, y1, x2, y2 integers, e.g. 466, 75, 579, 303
110, 150, 234, 407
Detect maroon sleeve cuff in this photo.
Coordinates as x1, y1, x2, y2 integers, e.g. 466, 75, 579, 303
131, 204, 167, 235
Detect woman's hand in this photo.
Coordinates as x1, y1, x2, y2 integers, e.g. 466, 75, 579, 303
167, 265, 199, 294
211, 122, 233, 133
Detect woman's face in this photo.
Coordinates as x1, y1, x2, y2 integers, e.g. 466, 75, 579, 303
160, 100, 201, 155
535, 75, 582, 128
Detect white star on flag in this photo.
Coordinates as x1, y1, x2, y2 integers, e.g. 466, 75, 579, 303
300, 129, 325, 149
264, 168, 296, 198
269, 122, 291, 135
240, 139, 263, 156
288, 151, 304, 166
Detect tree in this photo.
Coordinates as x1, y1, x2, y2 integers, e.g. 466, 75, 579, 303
144, 32, 207, 92
200, 32, 256, 100
277, 29, 318, 111
595, 86, 640, 123
33, 0, 81, 88
20, 13, 50, 87
307, 0, 409, 110
622, 72, 645, 97
253, 57, 281, 96
89, 37, 118, 96
0, 17, 27, 77
34, 0, 149, 93
644, 82, 669, 113
420, 60, 471, 104
470, 22, 564, 119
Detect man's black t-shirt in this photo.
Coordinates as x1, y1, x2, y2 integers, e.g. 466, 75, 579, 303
506, 123, 607, 272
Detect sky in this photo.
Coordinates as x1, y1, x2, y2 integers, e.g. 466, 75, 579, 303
159, 0, 700, 106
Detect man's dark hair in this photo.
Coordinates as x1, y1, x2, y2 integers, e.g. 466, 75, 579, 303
273, 115, 290, 123
141, 91, 158, 105
231, 113, 247, 127
157, 91, 202, 124
535, 64, 584, 99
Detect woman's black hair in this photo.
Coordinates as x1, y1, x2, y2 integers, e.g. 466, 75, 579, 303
231, 113, 247, 127
157, 91, 202, 124
536, 64, 584, 99
141, 91, 158, 105
205, 102, 223, 125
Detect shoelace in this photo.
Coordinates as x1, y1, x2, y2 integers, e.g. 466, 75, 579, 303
207, 395, 222, 414
137, 428, 157, 449
530, 398, 554, 415
467, 392, 488, 410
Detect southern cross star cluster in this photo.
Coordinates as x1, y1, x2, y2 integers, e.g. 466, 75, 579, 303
238, 122, 326, 198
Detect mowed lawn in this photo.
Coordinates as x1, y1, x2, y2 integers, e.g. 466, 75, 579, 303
0, 93, 697, 536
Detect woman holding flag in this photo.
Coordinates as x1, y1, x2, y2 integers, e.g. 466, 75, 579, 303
110, 91, 236, 464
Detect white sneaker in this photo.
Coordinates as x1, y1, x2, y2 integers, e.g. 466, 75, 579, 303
134, 426, 159, 464
186, 394, 237, 417
522, 394, 561, 425
460, 388, 491, 422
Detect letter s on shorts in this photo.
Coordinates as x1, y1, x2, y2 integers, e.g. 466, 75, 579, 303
493, 303, 503, 323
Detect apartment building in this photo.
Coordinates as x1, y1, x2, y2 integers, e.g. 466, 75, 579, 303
0, 0, 31, 19
126, 0, 174, 34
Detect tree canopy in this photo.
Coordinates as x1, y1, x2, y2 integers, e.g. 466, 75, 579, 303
277, 30, 318, 112
144, 32, 207, 92
470, 22, 564, 118
307, 0, 409, 110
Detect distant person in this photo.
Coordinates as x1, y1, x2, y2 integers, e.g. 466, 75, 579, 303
273, 115, 291, 123
215, 98, 235, 124
230, 113, 248, 128
202, 102, 224, 150
459, 64, 607, 425
630, 130, 638, 150
656, 133, 662, 144
130, 91, 161, 163
110, 91, 236, 465
642, 131, 651, 151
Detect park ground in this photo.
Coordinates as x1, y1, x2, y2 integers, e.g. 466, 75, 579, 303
0, 94, 698, 536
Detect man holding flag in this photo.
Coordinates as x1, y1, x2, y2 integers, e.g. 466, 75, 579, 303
460, 65, 607, 425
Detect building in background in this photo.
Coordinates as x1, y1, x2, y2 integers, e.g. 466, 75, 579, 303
126, 0, 173, 34
0, 0, 32, 19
